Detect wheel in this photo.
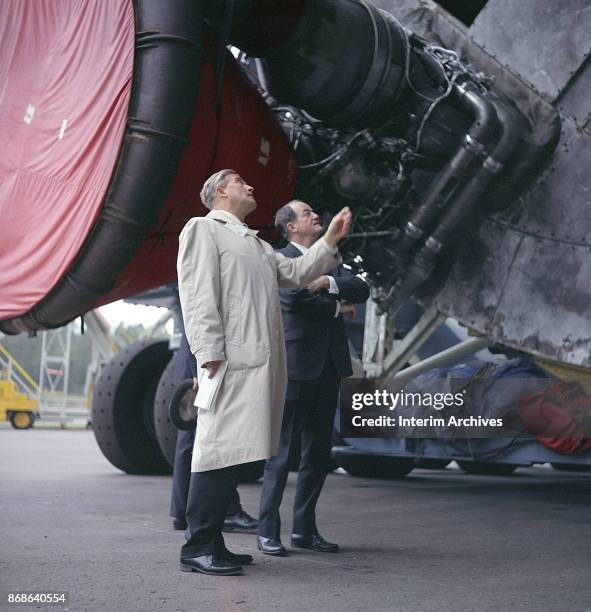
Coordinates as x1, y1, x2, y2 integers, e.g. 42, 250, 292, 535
167, 378, 262, 482
153, 358, 180, 467
551, 463, 591, 473
415, 458, 451, 470
169, 379, 197, 431
92, 339, 173, 475
457, 460, 517, 475
9, 411, 35, 429
333, 448, 414, 478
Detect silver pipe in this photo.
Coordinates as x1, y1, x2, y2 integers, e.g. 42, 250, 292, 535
388, 336, 491, 387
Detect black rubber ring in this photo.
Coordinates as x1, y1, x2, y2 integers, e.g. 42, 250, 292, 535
169, 379, 198, 431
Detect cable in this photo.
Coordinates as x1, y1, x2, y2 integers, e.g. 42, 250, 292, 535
395, 20, 449, 103
414, 71, 459, 151
298, 129, 368, 169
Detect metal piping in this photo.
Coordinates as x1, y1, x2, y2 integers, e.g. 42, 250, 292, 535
391, 98, 527, 300
388, 336, 492, 387
392, 83, 501, 259
429, 100, 526, 246
254, 58, 271, 92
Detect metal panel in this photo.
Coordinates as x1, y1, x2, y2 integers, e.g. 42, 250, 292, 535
557, 57, 591, 128
433, 221, 524, 331
369, 0, 591, 366
489, 234, 591, 366
370, 0, 561, 139
434, 117, 591, 366
469, 0, 591, 101
436, 221, 591, 367
507, 118, 591, 243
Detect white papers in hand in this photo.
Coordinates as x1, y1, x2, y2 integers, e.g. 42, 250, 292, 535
194, 361, 228, 411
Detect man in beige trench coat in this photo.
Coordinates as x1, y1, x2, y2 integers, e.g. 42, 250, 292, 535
177, 169, 352, 576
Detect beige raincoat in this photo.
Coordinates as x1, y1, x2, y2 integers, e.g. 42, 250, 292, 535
177, 209, 341, 472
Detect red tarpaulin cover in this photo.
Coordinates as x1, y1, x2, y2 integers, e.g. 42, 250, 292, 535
0, 0, 134, 318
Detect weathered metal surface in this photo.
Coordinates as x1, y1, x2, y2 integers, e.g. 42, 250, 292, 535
489, 233, 591, 365
507, 117, 591, 243
435, 217, 591, 367
434, 113, 591, 366
433, 221, 523, 333
557, 57, 591, 129
367, 0, 591, 366
469, 0, 591, 101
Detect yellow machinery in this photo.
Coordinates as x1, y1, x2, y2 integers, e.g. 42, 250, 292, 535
0, 379, 38, 428
0, 344, 39, 429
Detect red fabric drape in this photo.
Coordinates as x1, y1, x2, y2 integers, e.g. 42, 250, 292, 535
0, 1, 134, 318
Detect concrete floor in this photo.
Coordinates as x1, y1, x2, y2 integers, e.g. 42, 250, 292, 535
1, 428, 590, 612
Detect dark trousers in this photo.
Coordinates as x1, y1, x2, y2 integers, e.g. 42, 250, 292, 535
181, 461, 264, 559
170, 428, 241, 520
259, 357, 339, 539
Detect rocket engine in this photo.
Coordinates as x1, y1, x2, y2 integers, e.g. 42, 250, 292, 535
220, 0, 552, 313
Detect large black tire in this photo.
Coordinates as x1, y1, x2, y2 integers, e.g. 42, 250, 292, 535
9, 411, 35, 429
92, 339, 173, 475
333, 448, 414, 478
415, 458, 451, 470
169, 379, 197, 431
551, 463, 591, 473
153, 358, 179, 467
457, 460, 517, 476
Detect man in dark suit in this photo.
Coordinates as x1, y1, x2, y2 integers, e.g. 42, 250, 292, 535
257, 200, 369, 555
170, 328, 258, 533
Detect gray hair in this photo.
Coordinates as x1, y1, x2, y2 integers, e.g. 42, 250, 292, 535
200, 169, 237, 209
274, 200, 304, 240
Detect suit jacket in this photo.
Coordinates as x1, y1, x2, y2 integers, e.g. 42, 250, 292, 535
279, 242, 370, 381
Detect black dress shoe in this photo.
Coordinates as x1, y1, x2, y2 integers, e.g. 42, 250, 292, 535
291, 532, 340, 553
257, 535, 286, 556
222, 550, 254, 565
172, 517, 187, 531
180, 554, 243, 576
223, 510, 259, 532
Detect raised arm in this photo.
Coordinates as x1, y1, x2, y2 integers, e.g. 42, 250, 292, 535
275, 207, 352, 288
275, 237, 341, 288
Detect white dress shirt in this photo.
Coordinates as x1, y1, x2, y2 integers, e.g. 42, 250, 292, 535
290, 241, 340, 317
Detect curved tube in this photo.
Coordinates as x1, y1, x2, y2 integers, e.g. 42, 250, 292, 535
429, 99, 527, 246
394, 83, 501, 257
394, 98, 528, 299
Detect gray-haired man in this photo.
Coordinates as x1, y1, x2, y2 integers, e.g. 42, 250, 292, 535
176, 169, 353, 576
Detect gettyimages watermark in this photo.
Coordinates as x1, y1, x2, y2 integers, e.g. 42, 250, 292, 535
339, 377, 591, 439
